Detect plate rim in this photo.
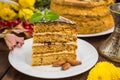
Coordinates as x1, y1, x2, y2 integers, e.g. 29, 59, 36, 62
8, 38, 98, 79
77, 27, 114, 37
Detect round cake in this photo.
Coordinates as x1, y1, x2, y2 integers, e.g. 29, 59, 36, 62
50, 0, 115, 34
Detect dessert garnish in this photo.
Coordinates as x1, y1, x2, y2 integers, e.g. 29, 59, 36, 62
29, 8, 59, 23
52, 60, 82, 71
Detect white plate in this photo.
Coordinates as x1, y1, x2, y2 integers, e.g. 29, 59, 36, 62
78, 27, 114, 37
8, 38, 98, 79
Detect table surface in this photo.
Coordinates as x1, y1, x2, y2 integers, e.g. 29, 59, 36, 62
0, 34, 120, 80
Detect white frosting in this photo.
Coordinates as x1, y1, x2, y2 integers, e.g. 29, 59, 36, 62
33, 42, 77, 46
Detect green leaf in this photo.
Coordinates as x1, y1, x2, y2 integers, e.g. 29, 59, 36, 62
44, 12, 59, 21
29, 12, 43, 23
29, 8, 60, 22
44, 8, 49, 15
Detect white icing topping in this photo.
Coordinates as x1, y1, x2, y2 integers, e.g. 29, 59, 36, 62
33, 32, 77, 36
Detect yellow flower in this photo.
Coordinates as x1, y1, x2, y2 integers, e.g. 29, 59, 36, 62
18, 0, 35, 8
87, 66, 111, 80
0, 2, 19, 10
87, 61, 120, 80
0, 2, 3, 10
29, 6, 35, 11
112, 67, 120, 80
18, 8, 34, 20
10, 4, 20, 11
0, 8, 17, 20
3, 2, 10, 8
0, 2, 10, 9
0, 2, 3, 9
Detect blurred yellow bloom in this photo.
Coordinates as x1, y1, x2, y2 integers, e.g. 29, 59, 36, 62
18, 8, 34, 20
87, 61, 120, 80
0, 2, 10, 9
29, 6, 35, 11
111, 67, 120, 80
19, 0, 35, 8
0, 2, 3, 9
10, 4, 19, 11
0, 2, 19, 10
0, 0, 41, 20
87, 67, 111, 80
0, 8, 17, 20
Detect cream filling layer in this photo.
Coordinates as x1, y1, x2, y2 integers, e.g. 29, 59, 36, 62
33, 32, 76, 36
33, 42, 77, 46
32, 50, 76, 56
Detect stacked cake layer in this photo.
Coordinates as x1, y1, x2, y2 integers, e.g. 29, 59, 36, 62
50, 0, 115, 34
32, 17, 77, 66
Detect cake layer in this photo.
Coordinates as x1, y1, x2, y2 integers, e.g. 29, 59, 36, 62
32, 52, 76, 66
51, 0, 111, 17
33, 32, 77, 43
63, 14, 114, 34
32, 42, 77, 53
51, 0, 114, 8
34, 22, 76, 34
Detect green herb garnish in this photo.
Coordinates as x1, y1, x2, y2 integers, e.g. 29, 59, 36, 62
29, 13, 43, 23
29, 9, 59, 23
44, 9, 60, 21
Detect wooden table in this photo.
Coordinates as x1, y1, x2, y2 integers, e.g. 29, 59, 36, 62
0, 34, 120, 80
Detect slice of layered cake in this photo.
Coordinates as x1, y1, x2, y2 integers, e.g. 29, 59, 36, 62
32, 16, 77, 66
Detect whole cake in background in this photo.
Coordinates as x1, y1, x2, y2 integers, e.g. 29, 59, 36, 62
50, 0, 115, 34
32, 16, 77, 66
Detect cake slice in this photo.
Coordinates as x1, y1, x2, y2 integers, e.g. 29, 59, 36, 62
32, 16, 77, 66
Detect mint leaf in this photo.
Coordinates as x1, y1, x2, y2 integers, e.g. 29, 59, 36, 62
44, 12, 59, 21
29, 13, 43, 23
44, 8, 49, 15
29, 8, 60, 22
